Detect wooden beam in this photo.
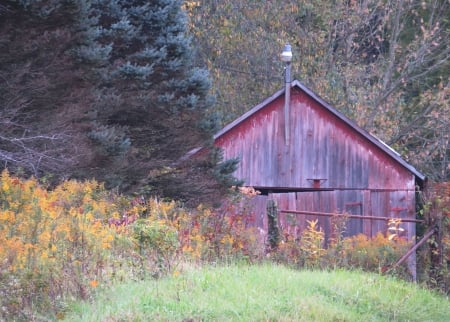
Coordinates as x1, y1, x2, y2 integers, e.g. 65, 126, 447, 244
388, 227, 436, 272
279, 209, 424, 223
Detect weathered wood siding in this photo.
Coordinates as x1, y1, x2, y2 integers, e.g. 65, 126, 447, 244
248, 190, 416, 242
215, 87, 416, 191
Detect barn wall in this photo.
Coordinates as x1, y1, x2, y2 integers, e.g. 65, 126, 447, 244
215, 84, 420, 278
215, 87, 416, 191
249, 190, 416, 242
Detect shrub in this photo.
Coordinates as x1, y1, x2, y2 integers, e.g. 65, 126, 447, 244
0, 171, 261, 319
417, 182, 450, 293
273, 213, 411, 277
132, 219, 179, 278
299, 219, 326, 268
337, 232, 411, 276
0, 170, 138, 320
141, 192, 262, 263
0, 171, 119, 319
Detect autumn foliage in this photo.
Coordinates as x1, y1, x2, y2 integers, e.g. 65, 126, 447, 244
0, 171, 259, 320
274, 217, 411, 276
0, 171, 121, 319
1, 171, 447, 320
417, 182, 450, 293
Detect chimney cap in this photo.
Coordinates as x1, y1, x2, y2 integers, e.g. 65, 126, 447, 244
280, 43, 292, 63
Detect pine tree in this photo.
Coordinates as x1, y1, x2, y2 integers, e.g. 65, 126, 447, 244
81, 0, 224, 197
1, 0, 235, 203
0, 0, 98, 177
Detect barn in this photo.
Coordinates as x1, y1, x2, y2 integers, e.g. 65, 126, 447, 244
212, 79, 426, 275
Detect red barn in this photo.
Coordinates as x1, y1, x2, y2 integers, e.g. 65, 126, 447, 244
213, 80, 425, 274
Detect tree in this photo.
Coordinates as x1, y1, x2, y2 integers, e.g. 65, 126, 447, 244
82, 0, 223, 199
188, 0, 449, 181
0, 0, 97, 178
0, 0, 232, 203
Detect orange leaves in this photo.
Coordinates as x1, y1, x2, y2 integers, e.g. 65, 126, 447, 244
342, 232, 411, 273
387, 218, 405, 241
0, 170, 261, 318
1, 171, 118, 283
0, 209, 14, 222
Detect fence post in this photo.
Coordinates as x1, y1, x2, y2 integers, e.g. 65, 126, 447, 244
267, 199, 280, 251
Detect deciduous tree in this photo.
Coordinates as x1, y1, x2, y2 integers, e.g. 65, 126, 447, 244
188, 0, 449, 181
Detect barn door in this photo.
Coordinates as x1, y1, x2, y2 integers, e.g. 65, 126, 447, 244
370, 190, 415, 240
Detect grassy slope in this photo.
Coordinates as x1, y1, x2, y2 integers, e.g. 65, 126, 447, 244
65, 264, 449, 322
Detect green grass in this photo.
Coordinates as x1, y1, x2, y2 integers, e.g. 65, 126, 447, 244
64, 263, 449, 322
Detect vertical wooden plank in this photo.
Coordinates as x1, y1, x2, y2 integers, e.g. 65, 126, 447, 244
363, 190, 372, 237
247, 194, 268, 244
370, 191, 389, 237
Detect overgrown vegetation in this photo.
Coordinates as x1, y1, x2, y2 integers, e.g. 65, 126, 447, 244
274, 218, 412, 278
0, 171, 259, 320
417, 182, 450, 293
1, 172, 448, 320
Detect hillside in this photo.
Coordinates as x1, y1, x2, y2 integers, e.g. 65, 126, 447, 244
65, 264, 450, 321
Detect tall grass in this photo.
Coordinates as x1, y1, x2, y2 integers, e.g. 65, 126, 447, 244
65, 263, 449, 322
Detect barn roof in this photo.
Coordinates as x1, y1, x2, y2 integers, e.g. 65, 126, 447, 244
214, 79, 426, 183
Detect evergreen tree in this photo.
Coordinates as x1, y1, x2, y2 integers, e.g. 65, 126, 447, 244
81, 0, 222, 198
0, 0, 98, 177
1, 0, 234, 203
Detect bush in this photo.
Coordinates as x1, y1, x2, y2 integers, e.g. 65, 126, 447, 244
273, 214, 411, 278
1, 173, 87, 318
142, 193, 262, 263
132, 219, 179, 278
417, 182, 450, 293
0, 171, 139, 320
336, 232, 411, 276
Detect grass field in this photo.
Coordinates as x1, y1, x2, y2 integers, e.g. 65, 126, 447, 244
64, 263, 449, 321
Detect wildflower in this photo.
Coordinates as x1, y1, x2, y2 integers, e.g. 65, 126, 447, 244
89, 280, 99, 288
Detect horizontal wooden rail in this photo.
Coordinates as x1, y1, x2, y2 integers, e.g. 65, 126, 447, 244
279, 209, 424, 223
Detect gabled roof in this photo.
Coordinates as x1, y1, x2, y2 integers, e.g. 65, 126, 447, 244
214, 79, 425, 183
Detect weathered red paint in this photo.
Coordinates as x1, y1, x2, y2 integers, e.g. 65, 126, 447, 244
211, 80, 425, 277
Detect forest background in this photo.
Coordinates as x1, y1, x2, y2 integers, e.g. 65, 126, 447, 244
1, 0, 449, 204
187, 0, 449, 184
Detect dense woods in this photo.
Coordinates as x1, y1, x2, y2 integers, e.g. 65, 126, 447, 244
0, 0, 448, 201
0, 0, 235, 204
